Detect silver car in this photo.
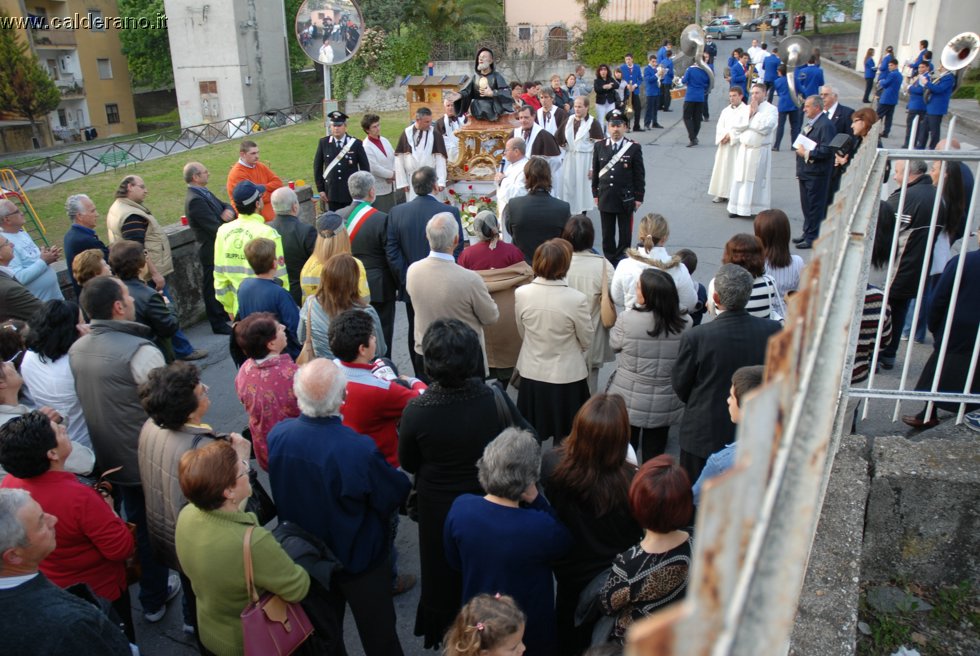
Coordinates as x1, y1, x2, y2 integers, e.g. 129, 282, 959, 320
706, 18, 744, 40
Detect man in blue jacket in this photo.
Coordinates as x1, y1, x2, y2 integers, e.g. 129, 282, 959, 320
772, 65, 801, 151
730, 52, 749, 99
643, 53, 663, 129
682, 63, 712, 147
876, 58, 903, 138
268, 359, 411, 656
801, 56, 824, 98
762, 47, 781, 102
620, 53, 644, 132
659, 46, 675, 111
923, 67, 955, 150
63, 194, 109, 296
905, 61, 929, 148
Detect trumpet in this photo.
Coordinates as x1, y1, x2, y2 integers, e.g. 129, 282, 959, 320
924, 32, 979, 103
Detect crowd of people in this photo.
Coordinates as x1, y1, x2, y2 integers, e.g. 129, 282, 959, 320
0, 36, 977, 656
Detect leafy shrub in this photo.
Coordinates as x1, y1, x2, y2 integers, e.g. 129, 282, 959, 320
334, 28, 431, 99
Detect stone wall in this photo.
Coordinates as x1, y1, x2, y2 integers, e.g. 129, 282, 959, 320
340, 59, 586, 114
808, 32, 861, 67
791, 427, 980, 655
56, 185, 318, 325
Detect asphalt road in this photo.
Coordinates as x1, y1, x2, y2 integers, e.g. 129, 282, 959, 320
129, 57, 979, 655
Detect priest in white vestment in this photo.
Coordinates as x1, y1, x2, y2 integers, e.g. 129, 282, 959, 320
707, 87, 750, 203
514, 106, 563, 181
495, 137, 529, 241
555, 97, 604, 214
434, 98, 467, 163
728, 84, 779, 217
395, 107, 449, 202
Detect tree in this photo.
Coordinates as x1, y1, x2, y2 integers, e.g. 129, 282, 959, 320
786, 0, 860, 34
0, 14, 62, 148
358, 0, 414, 34
117, 0, 173, 87
408, 0, 502, 37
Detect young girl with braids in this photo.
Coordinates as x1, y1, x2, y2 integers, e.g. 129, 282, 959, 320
443, 593, 527, 656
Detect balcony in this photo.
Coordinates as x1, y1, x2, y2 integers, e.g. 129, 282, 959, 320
30, 28, 76, 49
55, 76, 85, 99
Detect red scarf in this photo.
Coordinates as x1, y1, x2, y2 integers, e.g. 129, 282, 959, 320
368, 136, 386, 156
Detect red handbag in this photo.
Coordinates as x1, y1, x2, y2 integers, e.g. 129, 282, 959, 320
241, 525, 314, 656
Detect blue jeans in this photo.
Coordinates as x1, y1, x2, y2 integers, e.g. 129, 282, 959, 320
161, 284, 194, 358
774, 109, 801, 150
118, 484, 171, 612
644, 96, 659, 127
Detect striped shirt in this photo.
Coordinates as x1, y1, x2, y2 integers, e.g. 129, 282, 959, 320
765, 255, 805, 299
852, 285, 892, 384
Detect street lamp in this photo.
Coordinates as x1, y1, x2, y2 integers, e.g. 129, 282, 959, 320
653, 0, 659, 17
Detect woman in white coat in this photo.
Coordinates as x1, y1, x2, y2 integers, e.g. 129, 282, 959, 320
360, 113, 397, 211
515, 239, 593, 445
610, 213, 698, 315
561, 215, 614, 393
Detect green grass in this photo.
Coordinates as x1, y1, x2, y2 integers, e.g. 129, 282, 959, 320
21, 109, 410, 249
136, 109, 180, 127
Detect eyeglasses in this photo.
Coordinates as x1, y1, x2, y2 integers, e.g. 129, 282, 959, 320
237, 460, 251, 479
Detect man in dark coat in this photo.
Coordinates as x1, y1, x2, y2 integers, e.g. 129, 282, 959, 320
592, 109, 645, 264
314, 111, 371, 211
505, 157, 571, 264
337, 171, 397, 356
451, 47, 515, 121
878, 159, 944, 370
63, 194, 109, 296
269, 187, 315, 307
672, 264, 781, 483
0, 235, 41, 321
793, 95, 837, 249
183, 162, 235, 333
386, 167, 463, 370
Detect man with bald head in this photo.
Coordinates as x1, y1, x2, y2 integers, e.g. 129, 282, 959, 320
0, 199, 62, 301
267, 358, 410, 656
406, 213, 499, 377
495, 137, 529, 237
184, 161, 236, 333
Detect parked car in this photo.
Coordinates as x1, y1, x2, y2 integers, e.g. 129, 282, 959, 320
706, 18, 744, 40
745, 11, 789, 31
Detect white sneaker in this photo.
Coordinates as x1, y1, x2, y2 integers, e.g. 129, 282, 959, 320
964, 410, 980, 432
143, 573, 181, 623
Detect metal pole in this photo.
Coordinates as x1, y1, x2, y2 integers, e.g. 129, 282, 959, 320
696, 0, 702, 25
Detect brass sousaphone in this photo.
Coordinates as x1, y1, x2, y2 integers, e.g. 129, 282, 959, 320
925, 31, 980, 102
780, 34, 812, 107
679, 23, 715, 91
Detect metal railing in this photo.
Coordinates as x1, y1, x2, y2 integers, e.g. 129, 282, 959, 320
429, 24, 584, 62
624, 114, 975, 652
3, 102, 323, 190
849, 116, 979, 425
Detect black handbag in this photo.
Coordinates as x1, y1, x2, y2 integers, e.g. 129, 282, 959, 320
246, 468, 278, 526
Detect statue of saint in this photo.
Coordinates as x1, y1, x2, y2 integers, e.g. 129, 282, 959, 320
449, 47, 515, 122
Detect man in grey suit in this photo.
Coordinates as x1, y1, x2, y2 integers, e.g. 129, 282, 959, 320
672, 264, 782, 483
386, 167, 464, 371
406, 213, 498, 379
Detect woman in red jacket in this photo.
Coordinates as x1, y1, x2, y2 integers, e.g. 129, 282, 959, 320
0, 411, 135, 641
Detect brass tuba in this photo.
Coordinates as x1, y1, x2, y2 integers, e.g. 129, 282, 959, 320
679, 23, 715, 92
926, 32, 979, 103
780, 34, 812, 107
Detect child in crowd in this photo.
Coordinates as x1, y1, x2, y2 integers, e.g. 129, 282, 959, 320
443, 593, 526, 656
675, 248, 707, 326
692, 365, 765, 505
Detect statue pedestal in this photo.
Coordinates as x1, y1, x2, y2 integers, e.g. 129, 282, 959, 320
448, 119, 518, 183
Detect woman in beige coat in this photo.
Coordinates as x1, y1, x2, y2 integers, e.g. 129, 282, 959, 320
562, 215, 615, 393
515, 239, 593, 444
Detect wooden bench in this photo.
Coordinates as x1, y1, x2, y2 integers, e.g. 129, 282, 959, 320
98, 149, 135, 171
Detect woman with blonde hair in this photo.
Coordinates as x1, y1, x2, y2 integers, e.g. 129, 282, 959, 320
71, 248, 111, 287
299, 253, 385, 360
610, 213, 698, 315
299, 212, 370, 301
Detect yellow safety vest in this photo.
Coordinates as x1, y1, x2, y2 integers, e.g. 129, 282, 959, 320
213, 213, 289, 317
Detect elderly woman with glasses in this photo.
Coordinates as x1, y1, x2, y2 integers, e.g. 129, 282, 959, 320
444, 428, 572, 656
138, 362, 252, 633
176, 440, 310, 656
0, 411, 136, 640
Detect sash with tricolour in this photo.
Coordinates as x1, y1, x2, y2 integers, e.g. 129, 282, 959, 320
344, 201, 378, 242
